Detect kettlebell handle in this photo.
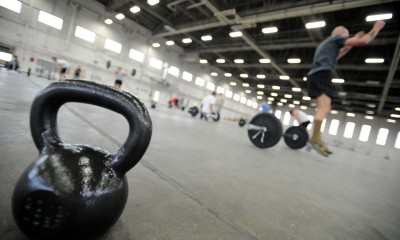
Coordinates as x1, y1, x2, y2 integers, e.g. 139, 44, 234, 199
30, 80, 152, 175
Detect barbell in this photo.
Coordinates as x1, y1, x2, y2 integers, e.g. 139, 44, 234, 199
247, 113, 309, 149
106, 60, 136, 77
188, 106, 220, 121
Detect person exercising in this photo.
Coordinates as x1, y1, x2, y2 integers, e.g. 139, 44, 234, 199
307, 20, 385, 156
52, 56, 70, 81
290, 109, 310, 128
200, 91, 216, 120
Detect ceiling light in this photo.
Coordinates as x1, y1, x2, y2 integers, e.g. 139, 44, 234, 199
259, 58, 271, 63
305, 21, 326, 29
242, 83, 249, 87
216, 59, 225, 63
331, 110, 338, 114
300, 106, 307, 110
104, 18, 113, 24
201, 35, 212, 41
147, 0, 159, 6
387, 119, 396, 123
166, 40, 174, 46
224, 73, 232, 77
365, 116, 374, 120
279, 75, 289, 80
268, 97, 274, 101
293, 100, 300, 104
287, 58, 301, 64
367, 104, 376, 108
366, 80, 380, 85
303, 77, 307, 81
257, 84, 265, 88
257, 91, 263, 95
338, 92, 347, 96
292, 87, 301, 92
332, 78, 345, 83
366, 13, 392, 22
199, 59, 208, 64
284, 94, 292, 98
271, 93, 278, 97
257, 96, 262, 100
152, 42, 160, 48
395, 107, 400, 111
346, 113, 355, 117
211, 72, 218, 76
281, 99, 287, 103
289, 104, 295, 108
115, 13, 125, 20
240, 74, 248, 78
182, 38, 192, 43
257, 74, 265, 79
365, 58, 384, 63
245, 90, 251, 93
366, 111, 374, 114
234, 59, 244, 64
277, 102, 283, 106
130, 6, 141, 13
262, 27, 278, 34
302, 96, 311, 101
230, 82, 236, 86
229, 31, 242, 37
272, 86, 280, 90
390, 114, 400, 118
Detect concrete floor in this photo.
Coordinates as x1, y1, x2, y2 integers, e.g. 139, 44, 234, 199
1, 70, 400, 240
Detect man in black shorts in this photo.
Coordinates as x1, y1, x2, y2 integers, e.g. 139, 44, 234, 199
307, 20, 385, 156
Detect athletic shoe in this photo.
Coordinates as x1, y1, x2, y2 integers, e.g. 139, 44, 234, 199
307, 140, 329, 157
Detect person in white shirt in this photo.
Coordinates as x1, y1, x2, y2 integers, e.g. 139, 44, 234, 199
200, 91, 216, 120
290, 109, 310, 128
52, 57, 70, 81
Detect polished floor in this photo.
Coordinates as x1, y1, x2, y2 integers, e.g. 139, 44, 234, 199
1, 70, 400, 240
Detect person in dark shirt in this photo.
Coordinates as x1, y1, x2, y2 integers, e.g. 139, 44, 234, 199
307, 20, 385, 156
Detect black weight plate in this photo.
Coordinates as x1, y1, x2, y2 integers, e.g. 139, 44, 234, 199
188, 106, 199, 117
106, 60, 111, 69
212, 112, 220, 121
247, 113, 282, 148
284, 126, 309, 149
131, 68, 136, 76
238, 118, 246, 127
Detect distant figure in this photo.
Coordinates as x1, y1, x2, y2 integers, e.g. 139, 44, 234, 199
114, 66, 127, 89
52, 56, 70, 81
74, 66, 81, 80
200, 91, 216, 120
290, 109, 310, 128
8, 55, 19, 71
215, 93, 225, 113
261, 102, 271, 113
168, 97, 179, 108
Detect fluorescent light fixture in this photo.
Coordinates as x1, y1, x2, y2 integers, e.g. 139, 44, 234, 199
293, 100, 300, 105
390, 114, 400, 118
206, 82, 216, 91
240, 97, 247, 104
300, 106, 307, 110
242, 83, 249, 87
262, 27, 278, 34
271, 93, 278, 97
366, 80, 380, 85
199, 59, 208, 64
268, 97, 274, 101
366, 111, 374, 114
245, 90, 251, 93
152, 43, 160, 48
0, 51, 12, 61
272, 86, 280, 90
257, 91, 263, 95
365, 116, 374, 120
167, 66, 179, 77
279, 75, 289, 80
116, 13, 125, 20
257, 84, 265, 88
74, 26, 96, 43
287, 58, 301, 64
387, 119, 396, 123
367, 104, 376, 108
182, 38, 192, 44
130, 6, 140, 13
233, 94, 240, 101
257, 96, 262, 100
210, 72, 218, 76
104, 18, 113, 24
229, 31, 242, 37
225, 90, 233, 98
240, 73, 248, 78
305, 21, 326, 29
292, 87, 301, 92
149, 57, 163, 70
256, 74, 265, 79
129, 49, 145, 62
38, 10, 63, 30
182, 71, 193, 81
284, 94, 292, 98
216, 86, 224, 93
366, 13, 392, 22
289, 104, 295, 108
280, 99, 287, 103
259, 58, 271, 63
147, 0, 159, 6
195, 77, 205, 87
396, 107, 400, 111
365, 58, 384, 63
346, 113, 355, 117
0, 0, 22, 13
216, 59, 225, 63
303, 77, 307, 81
332, 78, 345, 83
201, 35, 212, 41
302, 96, 311, 101
224, 73, 232, 77
230, 82, 236, 86
277, 102, 283, 106
104, 38, 122, 53
234, 59, 244, 64
166, 40, 174, 46
330, 110, 338, 114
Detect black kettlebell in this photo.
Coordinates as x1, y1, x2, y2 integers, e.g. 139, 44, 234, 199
12, 80, 152, 240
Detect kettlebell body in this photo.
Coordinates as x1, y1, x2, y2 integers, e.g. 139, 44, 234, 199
12, 80, 152, 240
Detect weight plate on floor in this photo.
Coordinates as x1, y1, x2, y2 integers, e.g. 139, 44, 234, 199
238, 118, 246, 127
188, 106, 199, 117
247, 113, 282, 148
283, 126, 309, 149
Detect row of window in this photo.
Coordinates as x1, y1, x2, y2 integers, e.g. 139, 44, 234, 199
274, 110, 400, 148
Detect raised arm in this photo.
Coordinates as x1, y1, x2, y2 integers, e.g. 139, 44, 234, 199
344, 20, 385, 47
